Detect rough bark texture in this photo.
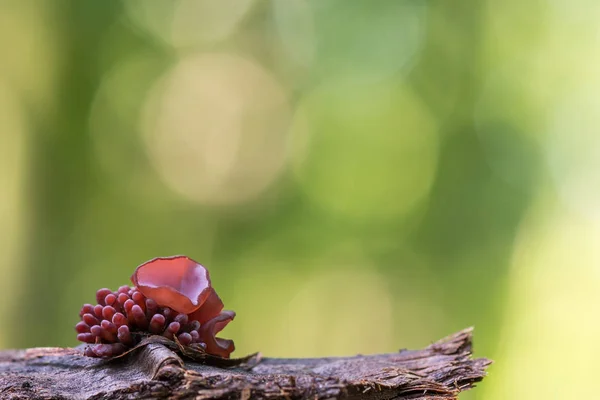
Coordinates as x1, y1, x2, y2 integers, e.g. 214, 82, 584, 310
0, 328, 490, 400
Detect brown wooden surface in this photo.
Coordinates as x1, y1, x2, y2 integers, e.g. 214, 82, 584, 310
0, 328, 490, 400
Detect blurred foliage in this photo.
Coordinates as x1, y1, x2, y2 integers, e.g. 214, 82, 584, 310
1, 1, 599, 398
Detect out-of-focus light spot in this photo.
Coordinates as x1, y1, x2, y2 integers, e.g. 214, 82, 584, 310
171, 0, 254, 46
478, 0, 600, 141
275, 0, 426, 82
291, 81, 438, 222
474, 61, 548, 140
0, 81, 28, 348
141, 53, 291, 205
227, 247, 394, 358
482, 202, 600, 399
547, 0, 600, 24
546, 85, 600, 220
483, 0, 547, 65
282, 267, 393, 357
125, 0, 254, 47
89, 53, 170, 203
272, 0, 316, 68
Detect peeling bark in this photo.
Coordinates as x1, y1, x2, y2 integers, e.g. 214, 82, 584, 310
0, 328, 490, 399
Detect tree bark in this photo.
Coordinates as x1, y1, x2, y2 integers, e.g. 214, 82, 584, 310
0, 328, 490, 400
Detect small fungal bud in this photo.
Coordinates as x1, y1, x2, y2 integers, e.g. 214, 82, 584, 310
101, 319, 117, 334
96, 288, 112, 306
87, 343, 127, 358
93, 305, 104, 319
162, 308, 174, 323
118, 285, 130, 294
167, 321, 180, 334
75, 321, 90, 334
117, 325, 133, 346
123, 299, 134, 312
186, 320, 200, 332
163, 321, 180, 339
123, 299, 136, 325
82, 313, 99, 326
132, 291, 145, 312
177, 332, 192, 346
91, 325, 117, 342
174, 313, 188, 326
104, 294, 117, 306
131, 305, 148, 329
102, 306, 116, 321
149, 314, 166, 334
77, 333, 95, 344
112, 312, 127, 328
145, 298, 158, 318
79, 304, 94, 317
117, 293, 129, 306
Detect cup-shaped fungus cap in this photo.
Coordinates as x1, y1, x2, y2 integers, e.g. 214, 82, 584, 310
198, 310, 236, 358
188, 287, 224, 324
131, 256, 219, 315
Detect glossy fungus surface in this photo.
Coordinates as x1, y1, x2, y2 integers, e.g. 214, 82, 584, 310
131, 256, 214, 314
188, 288, 224, 324
198, 310, 236, 358
77, 256, 236, 358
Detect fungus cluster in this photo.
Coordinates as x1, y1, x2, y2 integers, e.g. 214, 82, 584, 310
75, 256, 235, 358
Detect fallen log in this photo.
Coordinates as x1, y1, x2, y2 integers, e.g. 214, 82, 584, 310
0, 327, 490, 399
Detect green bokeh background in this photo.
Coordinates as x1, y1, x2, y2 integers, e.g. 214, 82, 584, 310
2, 1, 599, 398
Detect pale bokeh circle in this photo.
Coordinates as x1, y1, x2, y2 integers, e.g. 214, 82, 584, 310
291, 81, 439, 221
283, 267, 394, 357
271, 0, 316, 68
482, 202, 600, 399
272, 0, 426, 82
89, 53, 168, 196
230, 263, 394, 358
141, 53, 291, 205
546, 84, 600, 220
125, 0, 254, 47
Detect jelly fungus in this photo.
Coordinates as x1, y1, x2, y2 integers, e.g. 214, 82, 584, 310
76, 256, 235, 358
